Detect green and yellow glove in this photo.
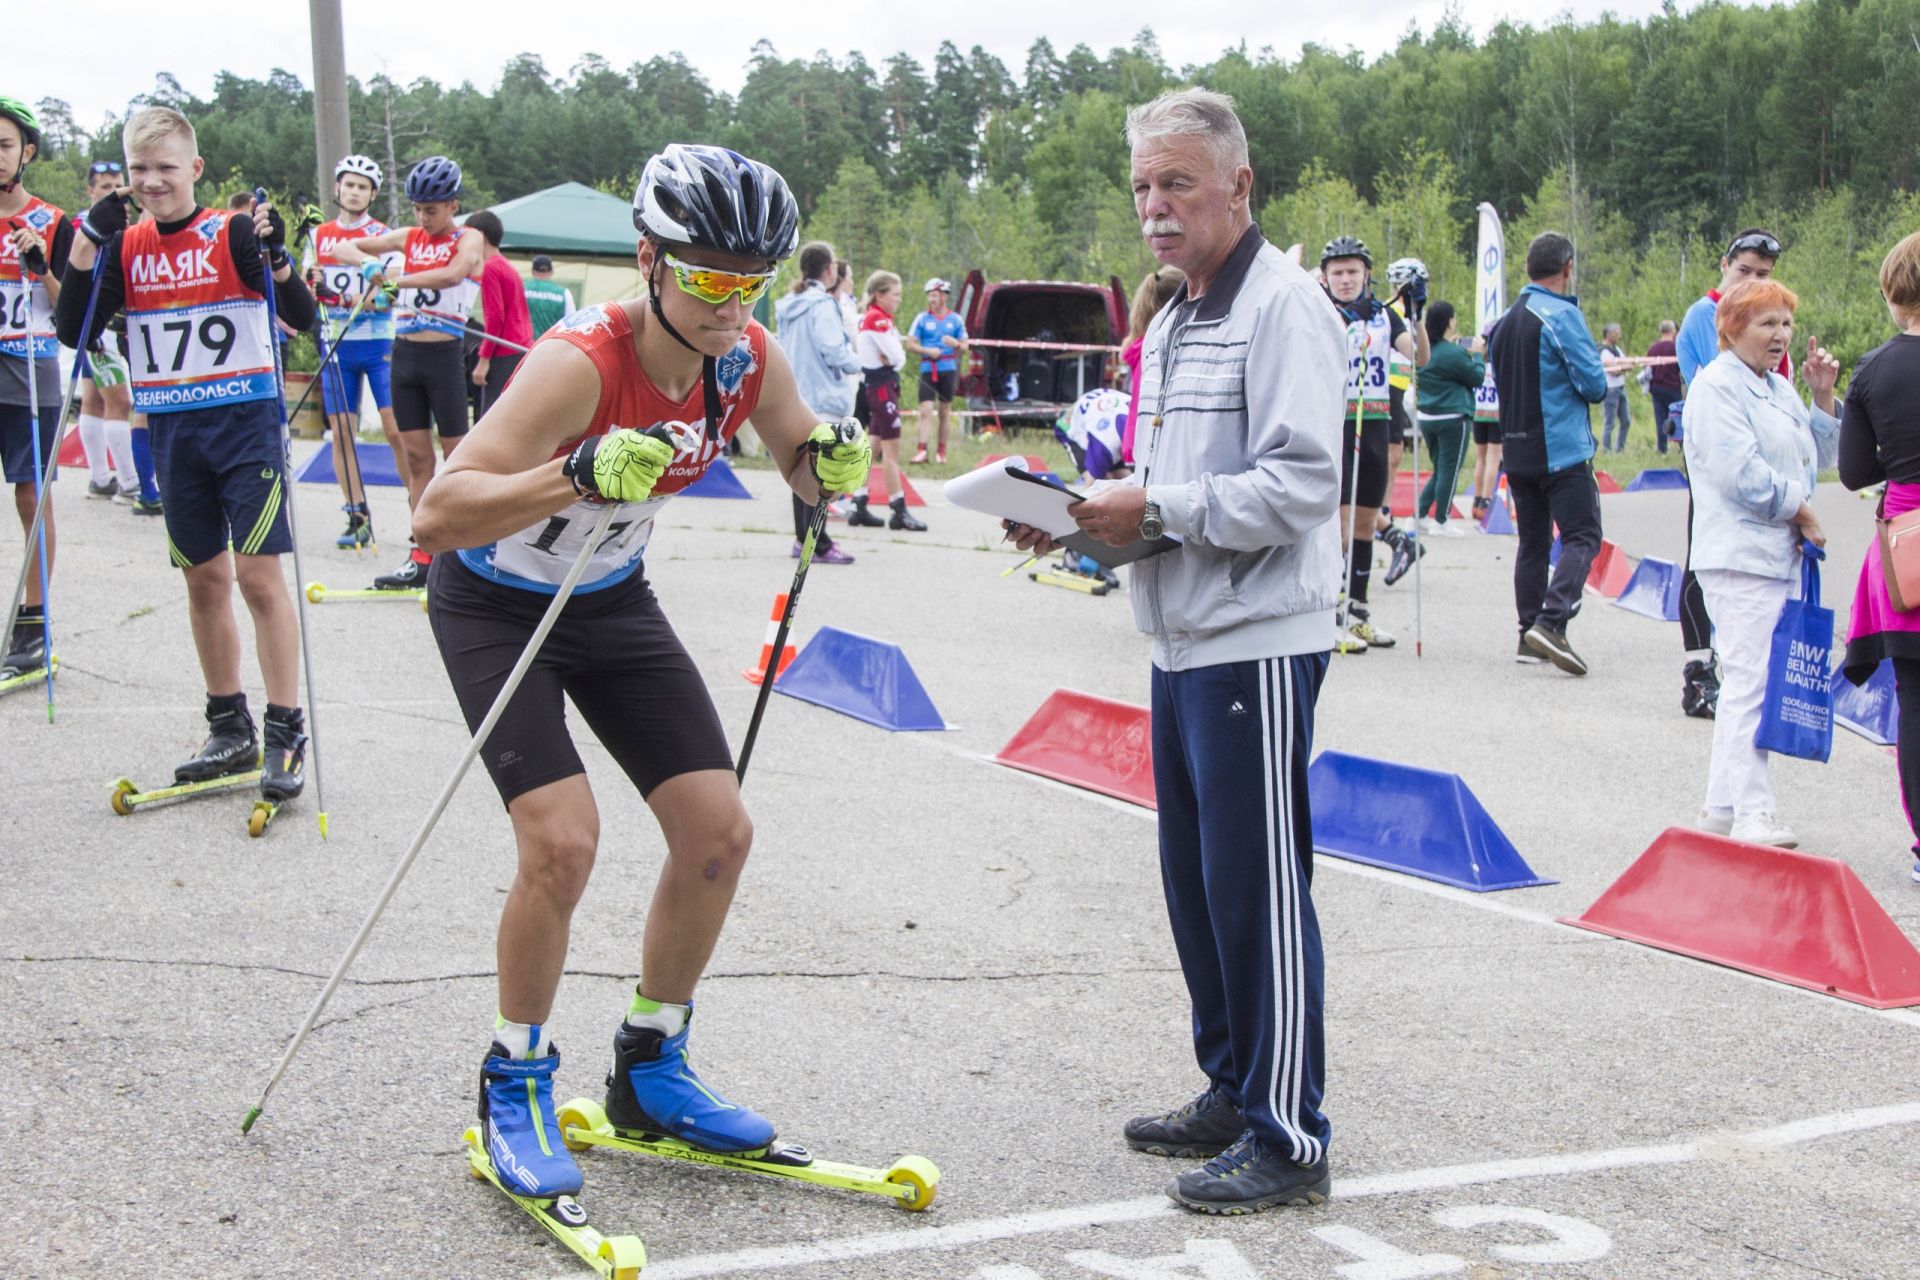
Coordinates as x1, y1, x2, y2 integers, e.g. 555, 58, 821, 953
562, 426, 678, 503
808, 419, 871, 496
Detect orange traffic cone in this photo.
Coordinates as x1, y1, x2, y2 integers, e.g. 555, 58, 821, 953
741, 593, 798, 685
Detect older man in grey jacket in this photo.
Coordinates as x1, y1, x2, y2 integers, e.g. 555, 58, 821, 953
1010, 88, 1347, 1214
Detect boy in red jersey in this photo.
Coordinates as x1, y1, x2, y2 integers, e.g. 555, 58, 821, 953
328, 156, 484, 589
408, 145, 868, 1199
58, 106, 318, 803
0, 96, 72, 680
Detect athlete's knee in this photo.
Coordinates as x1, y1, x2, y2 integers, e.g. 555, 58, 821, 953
234, 557, 292, 611
516, 823, 599, 904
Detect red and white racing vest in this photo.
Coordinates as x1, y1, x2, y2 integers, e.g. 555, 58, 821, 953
119, 209, 276, 414
457, 302, 769, 594
307, 215, 395, 342
0, 196, 66, 361
394, 226, 478, 338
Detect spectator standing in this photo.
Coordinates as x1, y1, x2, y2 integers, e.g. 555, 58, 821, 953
1412, 302, 1482, 537
1682, 280, 1839, 847
1012, 87, 1348, 1216
1647, 320, 1682, 453
1486, 232, 1608, 674
1838, 230, 1920, 881
831, 257, 861, 398
523, 254, 575, 335
908, 278, 967, 464
850, 270, 921, 531
773, 240, 862, 564
1673, 229, 1786, 719
466, 210, 533, 419
1599, 323, 1631, 451
1122, 266, 1184, 467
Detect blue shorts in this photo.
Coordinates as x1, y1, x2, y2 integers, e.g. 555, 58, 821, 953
0, 401, 59, 485
321, 338, 394, 417
150, 399, 292, 566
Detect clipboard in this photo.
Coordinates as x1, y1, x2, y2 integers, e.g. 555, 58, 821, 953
946, 463, 1179, 570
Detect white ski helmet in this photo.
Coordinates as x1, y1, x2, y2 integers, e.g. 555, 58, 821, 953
1386, 257, 1429, 290
333, 153, 384, 189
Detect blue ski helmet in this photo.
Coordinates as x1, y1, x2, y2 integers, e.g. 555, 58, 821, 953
405, 156, 462, 204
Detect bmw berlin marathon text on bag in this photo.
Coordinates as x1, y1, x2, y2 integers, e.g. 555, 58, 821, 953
1755, 547, 1835, 763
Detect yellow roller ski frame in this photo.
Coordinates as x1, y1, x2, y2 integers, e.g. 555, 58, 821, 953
462, 1127, 645, 1279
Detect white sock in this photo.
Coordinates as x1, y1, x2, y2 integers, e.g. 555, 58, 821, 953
105, 418, 137, 491
624, 992, 690, 1037
493, 1015, 552, 1060
77, 414, 109, 484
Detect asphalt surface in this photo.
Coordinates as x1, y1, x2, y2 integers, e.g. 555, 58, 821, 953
3, 444, 1915, 1280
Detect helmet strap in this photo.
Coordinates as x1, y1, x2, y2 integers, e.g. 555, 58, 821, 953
645, 253, 726, 442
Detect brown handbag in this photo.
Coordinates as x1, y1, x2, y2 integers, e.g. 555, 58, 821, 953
1878, 490, 1920, 612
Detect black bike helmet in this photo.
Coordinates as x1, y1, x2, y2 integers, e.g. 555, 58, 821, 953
1320, 236, 1371, 269
405, 156, 462, 204
633, 144, 800, 265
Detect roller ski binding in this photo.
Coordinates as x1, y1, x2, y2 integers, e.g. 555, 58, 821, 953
466, 1042, 644, 1278
558, 1009, 939, 1211
0, 609, 55, 695
111, 694, 264, 815
249, 705, 306, 837
335, 503, 371, 550
1032, 550, 1119, 596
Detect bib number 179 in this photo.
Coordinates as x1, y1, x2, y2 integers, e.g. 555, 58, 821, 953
140, 314, 236, 374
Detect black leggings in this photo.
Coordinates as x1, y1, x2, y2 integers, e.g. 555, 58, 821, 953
1340, 418, 1391, 509
1680, 486, 1713, 653
1894, 658, 1920, 854
391, 339, 470, 437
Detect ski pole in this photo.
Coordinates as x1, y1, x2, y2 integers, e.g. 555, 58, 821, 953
282, 287, 372, 426
4, 252, 105, 664
413, 308, 535, 355
1338, 338, 1365, 636
242, 424, 688, 1133
311, 294, 377, 551
735, 422, 859, 781
255, 189, 330, 838
1410, 402, 1424, 659
22, 286, 53, 719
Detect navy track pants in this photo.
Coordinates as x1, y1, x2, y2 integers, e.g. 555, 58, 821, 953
1150, 651, 1331, 1163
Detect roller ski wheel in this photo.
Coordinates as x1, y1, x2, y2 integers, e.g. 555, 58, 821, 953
107, 768, 264, 815
0, 655, 58, 696
1032, 568, 1112, 596
247, 799, 282, 838
305, 581, 426, 604
558, 1095, 941, 1211
460, 1126, 646, 1280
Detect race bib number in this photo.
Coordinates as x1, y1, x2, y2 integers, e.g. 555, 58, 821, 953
128, 299, 275, 412
1474, 366, 1500, 421
460, 494, 664, 594
0, 277, 57, 359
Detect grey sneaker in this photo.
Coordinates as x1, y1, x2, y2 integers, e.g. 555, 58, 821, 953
1168, 1132, 1331, 1215
1515, 636, 1547, 664
1523, 623, 1588, 676
87, 477, 119, 499
1124, 1086, 1246, 1159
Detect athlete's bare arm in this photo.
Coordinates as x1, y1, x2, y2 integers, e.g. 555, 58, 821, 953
1397, 322, 1431, 368
746, 339, 827, 505
411, 339, 599, 553
332, 226, 409, 267
399, 227, 486, 290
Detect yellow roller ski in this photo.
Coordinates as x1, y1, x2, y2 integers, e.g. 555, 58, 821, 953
110, 767, 263, 815
461, 1127, 645, 1279
304, 581, 427, 605
558, 1098, 939, 1211
0, 655, 57, 696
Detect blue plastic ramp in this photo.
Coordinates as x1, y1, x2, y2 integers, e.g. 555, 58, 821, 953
1307, 751, 1555, 891
774, 626, 946, 731
1479, 497, 1516, 535
1835, 659, 1897, 746
1613, 556, 1683, 621
295, 441, 407, 487
681, 458, 753, 499
1624, 468, 1688, 492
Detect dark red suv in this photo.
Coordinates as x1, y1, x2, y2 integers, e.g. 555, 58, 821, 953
955, 270, 1129, 429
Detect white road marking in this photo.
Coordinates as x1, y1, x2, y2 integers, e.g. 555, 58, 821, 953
955, 742, 1920, 1030
618, 1101, 1920, 1279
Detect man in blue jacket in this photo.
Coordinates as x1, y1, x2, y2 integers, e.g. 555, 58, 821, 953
1486, 232, 1608, 675
774, 240, 862, 563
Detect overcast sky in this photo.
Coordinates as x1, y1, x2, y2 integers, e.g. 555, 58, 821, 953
24, 0, 1697, 132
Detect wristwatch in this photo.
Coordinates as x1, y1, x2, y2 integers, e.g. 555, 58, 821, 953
1139, 498, 1164, 542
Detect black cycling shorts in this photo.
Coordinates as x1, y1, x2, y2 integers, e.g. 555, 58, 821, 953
1473, 417, 1502, 445
1389, 385, 1413, 444
1340, 418, 1392, 509
427, 555, 735, 806
917, 367, 959, 403
391, 338, 470, 437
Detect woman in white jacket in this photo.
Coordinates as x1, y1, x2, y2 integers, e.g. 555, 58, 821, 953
1681, 278, 1840, 847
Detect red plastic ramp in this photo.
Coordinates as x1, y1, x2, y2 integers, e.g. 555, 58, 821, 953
1389, 469, 1464, 520
866, 471, 927, 507
58, 424, 86, 469
1562, 828, 1920, 1008
1586, 540, 1634, 597
1593, 469, 1623, 494
993, 689, 1155, 808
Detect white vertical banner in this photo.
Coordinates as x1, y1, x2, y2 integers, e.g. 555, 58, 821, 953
1475, 202, 1506, 337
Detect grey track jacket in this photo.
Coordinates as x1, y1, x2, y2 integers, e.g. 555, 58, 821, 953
1132, 225, 1348, 671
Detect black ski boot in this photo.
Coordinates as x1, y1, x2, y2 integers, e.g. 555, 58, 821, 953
175, 693, 260, 783
888, 497, 927, 532
1682, 659, 1719, 719
2, 606, 47, 678
336, 504, 370, 549
1382, 526, 1424, 586
374, 547, 430, 590
847, 497, 885, 527
261, 704, 308, 801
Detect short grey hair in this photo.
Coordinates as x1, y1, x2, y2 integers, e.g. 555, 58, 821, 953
1125, 88, 1250, 174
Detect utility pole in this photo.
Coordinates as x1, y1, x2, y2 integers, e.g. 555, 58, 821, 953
309, 0, 351, 211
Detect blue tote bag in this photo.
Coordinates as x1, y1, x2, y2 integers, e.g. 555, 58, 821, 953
1754, 544, 1834, 762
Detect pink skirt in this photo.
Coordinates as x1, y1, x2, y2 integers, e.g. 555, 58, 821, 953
1843, 480, 1920, 683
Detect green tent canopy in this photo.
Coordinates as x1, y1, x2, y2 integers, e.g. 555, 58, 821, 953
473, 182, 640, 258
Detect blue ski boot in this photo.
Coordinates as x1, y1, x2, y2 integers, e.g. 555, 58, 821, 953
479, 1042, 583, 1197
603, 1008, 776, 1154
